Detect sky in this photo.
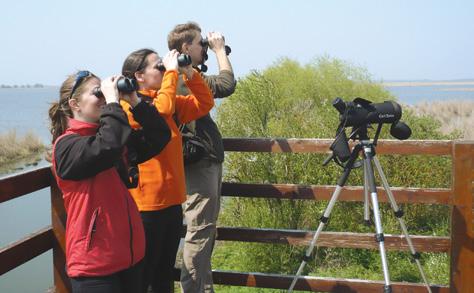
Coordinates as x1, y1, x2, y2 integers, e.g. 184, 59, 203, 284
0, 0, 473, 85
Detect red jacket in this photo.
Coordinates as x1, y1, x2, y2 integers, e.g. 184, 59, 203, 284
52, 103, 169, 277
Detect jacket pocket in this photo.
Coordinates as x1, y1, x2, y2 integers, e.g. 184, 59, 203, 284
85, 207, 100, 251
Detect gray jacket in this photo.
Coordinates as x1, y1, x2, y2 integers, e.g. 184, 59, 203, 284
177, 70, 236, 163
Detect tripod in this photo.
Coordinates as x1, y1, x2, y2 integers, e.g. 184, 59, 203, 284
288, 124, 432, 293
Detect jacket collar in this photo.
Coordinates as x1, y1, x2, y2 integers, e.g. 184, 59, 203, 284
67, 118, 99, 136
138, 89, 157, 99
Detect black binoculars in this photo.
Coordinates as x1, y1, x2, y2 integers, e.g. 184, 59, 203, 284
156, 54, 192, 72
93, 77, 138, 97
200, 37, 232, 55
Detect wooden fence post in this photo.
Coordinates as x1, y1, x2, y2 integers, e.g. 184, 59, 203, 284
450, 141, 474, 292
50, 175, 71, 293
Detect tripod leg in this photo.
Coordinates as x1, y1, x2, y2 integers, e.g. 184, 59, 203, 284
363, 146, 392, 293
363, 160, 371, 225
287, 156, 357, 293
287, 185, 345, 292
373, 156, 433, 293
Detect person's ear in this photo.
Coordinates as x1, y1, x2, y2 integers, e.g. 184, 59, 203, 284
181, 42, 189, 54
68, 98, 80, 112
135, 72, 145, 83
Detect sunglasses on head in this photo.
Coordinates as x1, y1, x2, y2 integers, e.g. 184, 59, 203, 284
69, 70, 91, 100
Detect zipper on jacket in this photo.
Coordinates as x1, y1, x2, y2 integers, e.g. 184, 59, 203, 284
86, 208, 100, 251
138, 173, 143, 191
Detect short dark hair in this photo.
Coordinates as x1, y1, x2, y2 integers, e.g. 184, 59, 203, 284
167, 22, 202, 52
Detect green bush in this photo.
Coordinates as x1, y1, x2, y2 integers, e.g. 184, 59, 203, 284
212, 57, 455, 291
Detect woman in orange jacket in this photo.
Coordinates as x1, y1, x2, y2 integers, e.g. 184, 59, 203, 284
120, 48, 214, 292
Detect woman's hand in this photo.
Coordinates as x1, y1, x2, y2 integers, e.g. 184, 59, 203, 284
100, 75, 120, 104
120, 90, 139, 107
179, 64, 194, 80
163, 50, 179, 71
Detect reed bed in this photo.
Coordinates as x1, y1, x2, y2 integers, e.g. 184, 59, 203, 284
0, 130, 45, 165
409, 100, 474, 139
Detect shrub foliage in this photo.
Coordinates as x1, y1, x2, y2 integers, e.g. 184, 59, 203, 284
212, 57, 454, 291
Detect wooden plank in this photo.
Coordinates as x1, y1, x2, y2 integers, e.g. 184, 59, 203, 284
215, 227, 450, 252
50, 179, 70, 293
223, 138, 452, 155
0, 167, 51, 203
0, 226, 53, 275
450, 141, 474, 293
172, 268, 449, 292
222, 182, 452, 205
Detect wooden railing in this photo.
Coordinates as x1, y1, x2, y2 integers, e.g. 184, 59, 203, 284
1, 138, 473, 292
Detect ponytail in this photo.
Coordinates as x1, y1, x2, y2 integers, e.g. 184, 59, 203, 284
48, 100, 71, 144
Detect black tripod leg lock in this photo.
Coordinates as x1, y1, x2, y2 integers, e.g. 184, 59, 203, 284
394, 209, 404, 218
302, 254, 312, 262
411, 252, 421, 261
375, 233, 385, 242
320, 216, 329, 224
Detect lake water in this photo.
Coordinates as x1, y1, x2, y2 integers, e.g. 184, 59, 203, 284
0, 87, 56, 293
385, 83, 474, 104
1, 82, 474, 292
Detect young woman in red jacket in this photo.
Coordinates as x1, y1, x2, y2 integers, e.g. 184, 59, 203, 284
48, 71, 171, 293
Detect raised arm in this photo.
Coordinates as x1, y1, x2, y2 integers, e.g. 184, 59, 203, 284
126, 101, 171, 163
205, 31, 236, 98
54, 103, 132, 180
175, 69, 214, 124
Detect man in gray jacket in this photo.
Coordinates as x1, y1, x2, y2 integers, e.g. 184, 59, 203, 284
168, 22, 236, 293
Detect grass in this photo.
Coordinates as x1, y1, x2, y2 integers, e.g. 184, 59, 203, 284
409, 100, 474, 139
0, 130, 45, 174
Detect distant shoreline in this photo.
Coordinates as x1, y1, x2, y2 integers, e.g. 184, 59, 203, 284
381, 81, 474, 87
0, 85, 57, 89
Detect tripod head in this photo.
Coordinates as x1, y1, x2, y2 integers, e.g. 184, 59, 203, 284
323, 97, 412, 168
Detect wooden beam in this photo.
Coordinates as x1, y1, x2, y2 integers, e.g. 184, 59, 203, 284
223, 138, 452, 156
0, 226, 53, 275
222, 182, 452, 205
215, 227, 450, 252
172, 269, 449, 292
450, 141, 474, 293
0, 167, 51, 203
50, 179, 70, 293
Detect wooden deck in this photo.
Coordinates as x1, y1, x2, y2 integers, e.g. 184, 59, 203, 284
1, 138, 472, 292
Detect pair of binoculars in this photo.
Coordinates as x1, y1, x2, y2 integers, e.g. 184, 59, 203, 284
93, 77, 138, 97
200, 37, 232, 55
156, 54, 192, 72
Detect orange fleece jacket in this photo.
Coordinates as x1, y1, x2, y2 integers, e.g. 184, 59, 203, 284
120, 69, 214, 211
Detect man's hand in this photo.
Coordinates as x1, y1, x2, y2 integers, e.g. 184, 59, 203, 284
207, 32, 226, 54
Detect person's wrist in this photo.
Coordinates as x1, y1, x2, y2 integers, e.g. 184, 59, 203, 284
186, 69, 194, 80
105, 95, 119, 104
129, 97, 140, 108
213, 46, 226, 54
